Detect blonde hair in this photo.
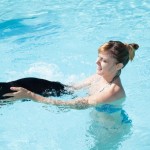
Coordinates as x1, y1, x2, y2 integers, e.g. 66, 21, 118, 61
124, 43, 139, 61
98, 41, 139, 67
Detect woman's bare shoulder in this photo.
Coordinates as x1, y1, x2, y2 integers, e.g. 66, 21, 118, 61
87, 79, 125, 105
110, 79, 126, 99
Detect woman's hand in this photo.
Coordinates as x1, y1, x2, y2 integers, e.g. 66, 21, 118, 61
2, 87, 91, 109
3, 87, 32, 101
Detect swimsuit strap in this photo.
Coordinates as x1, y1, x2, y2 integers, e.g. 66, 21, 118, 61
99, 73, 120, 93
99, 82, 110, 92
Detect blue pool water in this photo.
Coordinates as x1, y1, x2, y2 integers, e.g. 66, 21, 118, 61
0, 0, 150, 149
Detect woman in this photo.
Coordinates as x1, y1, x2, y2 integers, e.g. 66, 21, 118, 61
3, 41, 139, 112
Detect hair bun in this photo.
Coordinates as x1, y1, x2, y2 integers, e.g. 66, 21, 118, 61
125, 43, 139, 61
129, 43, 139, 50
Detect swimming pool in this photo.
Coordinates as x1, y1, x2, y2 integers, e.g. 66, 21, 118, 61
0, 0, 150, 149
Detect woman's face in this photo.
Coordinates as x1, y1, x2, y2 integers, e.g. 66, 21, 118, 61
96, 51, 118, 76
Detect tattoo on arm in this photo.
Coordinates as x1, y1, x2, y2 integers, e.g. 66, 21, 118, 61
73, 98, 89, 109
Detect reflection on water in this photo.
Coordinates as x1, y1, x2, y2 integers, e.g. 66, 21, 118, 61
87, 109, 132, 150
0, 15, 60, 40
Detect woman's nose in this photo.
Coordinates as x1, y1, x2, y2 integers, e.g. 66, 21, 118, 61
96, 58, 100, 65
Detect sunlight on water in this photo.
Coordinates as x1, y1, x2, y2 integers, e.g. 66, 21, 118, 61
0, 0, 150, 150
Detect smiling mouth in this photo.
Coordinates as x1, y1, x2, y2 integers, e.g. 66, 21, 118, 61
97, 66, 102, 71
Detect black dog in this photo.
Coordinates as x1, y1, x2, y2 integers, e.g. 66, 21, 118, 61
0, 77, 72, 100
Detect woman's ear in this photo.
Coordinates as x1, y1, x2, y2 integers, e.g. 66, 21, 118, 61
116, 63, 123, 70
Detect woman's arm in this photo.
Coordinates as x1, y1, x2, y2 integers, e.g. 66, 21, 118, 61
71, 74, 97, 90
3, 87, 90, 109
3, 84, 123, 110
30, 92, 90, 109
